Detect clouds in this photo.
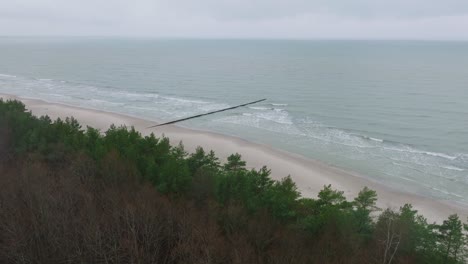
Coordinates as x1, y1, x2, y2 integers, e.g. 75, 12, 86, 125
159, 0, 468, 20
1, 0, 468, 39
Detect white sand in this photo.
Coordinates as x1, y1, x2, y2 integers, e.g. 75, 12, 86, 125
2, 93, 467, 223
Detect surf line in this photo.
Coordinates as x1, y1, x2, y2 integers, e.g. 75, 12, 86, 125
147, 99, 267, 128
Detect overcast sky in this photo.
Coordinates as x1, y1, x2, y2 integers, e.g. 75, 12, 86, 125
1, 0, 468, 40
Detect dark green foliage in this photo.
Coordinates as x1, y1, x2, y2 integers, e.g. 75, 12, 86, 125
0, 99, 467, 264
397, 205, 434, 256
353, 186, 379, 237
224, 153, 246, 171
187, 146, 220, 175
438, 214, 466, 263
157, 154, 191, 194
263, 176, 300, 221
317, 184, 349, 209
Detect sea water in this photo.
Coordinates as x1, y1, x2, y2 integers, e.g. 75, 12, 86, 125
0, 37, 467, 205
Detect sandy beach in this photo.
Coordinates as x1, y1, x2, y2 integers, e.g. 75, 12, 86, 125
2, 92, 467, 223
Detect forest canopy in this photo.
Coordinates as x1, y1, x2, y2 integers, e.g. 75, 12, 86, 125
0, 99, 467, 264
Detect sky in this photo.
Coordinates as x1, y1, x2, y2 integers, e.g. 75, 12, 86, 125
1, 0, 468, 40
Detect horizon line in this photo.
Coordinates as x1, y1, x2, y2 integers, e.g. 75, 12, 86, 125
1, 35, 468, 42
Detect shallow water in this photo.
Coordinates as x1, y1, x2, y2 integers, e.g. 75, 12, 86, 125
1, 37, 467, 205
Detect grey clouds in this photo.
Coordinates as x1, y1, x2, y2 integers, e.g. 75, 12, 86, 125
1, 0, 468, 39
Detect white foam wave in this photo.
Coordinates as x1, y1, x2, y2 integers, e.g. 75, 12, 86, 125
249, 106, 271, 110
391, 161, 426, 174
441, 166, 465, 172
383, 146, 457, 160
425, 151, 457, 160
298, 120, 461, 169
160, 95, 209, 105
386, 156, 435, 168
107, 91, 159, 101
87, 98, 124, 106
198, 103, 231, 112
256, 109, 293, 125
300, 123, 379, 150
216, 108, 300, 135
271, 103, 288, 106
430, 187, 464, 198
455, 153, 468, 162
0, 73, 16, 78
45, 93, 67, 97
361, 135, 384, 143
395, 175, 417, 183
124, 105, 158, 111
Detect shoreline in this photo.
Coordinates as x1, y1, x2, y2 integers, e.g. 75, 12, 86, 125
2, 92, 467, 223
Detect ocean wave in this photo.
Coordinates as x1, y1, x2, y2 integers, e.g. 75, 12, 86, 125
105, 91, 159, 101
386, 157, 464, 183
0, 73, 17, 78
159, 95, 209, 105
233, 109, 294, 125
429, 187, 464, 198
249, 106, 272, 110
216, 109, 300, 134
455, 153, 468, 162
391, 161, 427, 174
0, 73, 230, 120
301, 130, 376, 149
299, 121, 382, 150
360, 135, 384, 143
383, 146, 457, 161
87, 98, 125, 106
395, 175, 417, 183
197, 103, 231, 112
425, 151, 457, 160
256, 112, 293, 125
441, 165, 465, 172
103, 91, 231, 118
40, 93, 72, 99
124, 105, 158, 111
369, 137, 383, 143
298, 119, 465, 177
386, 156, 435, 168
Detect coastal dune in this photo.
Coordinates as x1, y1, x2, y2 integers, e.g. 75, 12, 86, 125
2, 93, 466, 223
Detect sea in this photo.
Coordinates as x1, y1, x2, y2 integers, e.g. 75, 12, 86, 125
1, 37, 467, 205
